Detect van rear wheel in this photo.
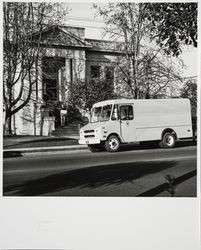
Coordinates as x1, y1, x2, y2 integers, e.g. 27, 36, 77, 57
159, 132, 176, 149
105, 135, 120, 152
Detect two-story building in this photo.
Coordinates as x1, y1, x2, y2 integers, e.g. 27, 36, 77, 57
12, 25, 122, 135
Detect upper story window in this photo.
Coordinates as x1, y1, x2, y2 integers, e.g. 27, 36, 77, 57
91, 65, 100, 78
105, 66, 114, 82
42, 57, 65, 75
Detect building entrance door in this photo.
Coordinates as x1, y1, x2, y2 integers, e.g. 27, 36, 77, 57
42, 57, 65, 102
43, 79, 57, 102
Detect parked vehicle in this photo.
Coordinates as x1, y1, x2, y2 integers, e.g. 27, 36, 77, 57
79, 99, 193, 152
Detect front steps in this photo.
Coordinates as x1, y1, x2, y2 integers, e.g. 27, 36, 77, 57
51, 124, 81, 137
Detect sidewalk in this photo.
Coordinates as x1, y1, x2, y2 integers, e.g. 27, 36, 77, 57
3, 135, 87, 157
3, 135, 81, 148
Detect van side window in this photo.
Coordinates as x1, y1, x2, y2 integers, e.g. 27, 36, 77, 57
111, 104, 119, 120
120, 105, 134, 120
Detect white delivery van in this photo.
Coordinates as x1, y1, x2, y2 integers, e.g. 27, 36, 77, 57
79, 99, 192, 152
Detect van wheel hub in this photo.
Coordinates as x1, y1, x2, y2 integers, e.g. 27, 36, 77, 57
109, 138, 118, 150
165, 135, 174, 146
159, 132, 176, 149
105, 135, 120, 152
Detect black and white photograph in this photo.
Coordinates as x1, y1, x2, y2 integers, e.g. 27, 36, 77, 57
1, 1, 200, 250
2, 2, 198, 197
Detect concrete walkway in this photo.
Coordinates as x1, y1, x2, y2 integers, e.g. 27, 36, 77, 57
3, 135, 86, 157
3, 144, 87, 156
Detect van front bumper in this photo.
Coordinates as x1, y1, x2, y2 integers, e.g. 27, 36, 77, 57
79, 139, 101, 145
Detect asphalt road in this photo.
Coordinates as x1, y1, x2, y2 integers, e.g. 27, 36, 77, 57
3, 142, 197, 197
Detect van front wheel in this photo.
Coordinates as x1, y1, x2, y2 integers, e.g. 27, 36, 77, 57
105, 135, 120, 152
159, 132, 176, 149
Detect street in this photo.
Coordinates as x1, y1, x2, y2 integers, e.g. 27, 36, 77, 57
3, 143, 197, 197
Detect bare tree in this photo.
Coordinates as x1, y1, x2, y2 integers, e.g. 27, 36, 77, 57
3, 2, 68, 135
113, 47, 183, 99
136, 49, 183, 98
94, 3, 147, 99
94, 3, 183, 99
69, 63, 116, 115
180, 78, 197, 116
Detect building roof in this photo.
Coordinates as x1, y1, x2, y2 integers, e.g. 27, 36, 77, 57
36, 25, 92, 49
34, 25, 123, 54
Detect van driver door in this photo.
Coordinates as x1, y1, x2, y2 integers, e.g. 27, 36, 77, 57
119, 104, 137, 142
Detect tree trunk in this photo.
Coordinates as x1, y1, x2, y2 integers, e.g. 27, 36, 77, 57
4, 115, 13, 135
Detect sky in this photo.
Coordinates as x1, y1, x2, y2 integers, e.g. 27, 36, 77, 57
64, 3, 105, 39
64, 2, 198, 79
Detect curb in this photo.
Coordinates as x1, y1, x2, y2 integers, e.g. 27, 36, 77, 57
3, 138, 197, 158
3, 145, 88, 158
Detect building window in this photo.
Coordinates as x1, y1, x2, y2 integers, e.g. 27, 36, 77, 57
42, 57, 65, 74
91, 65, 100, 78
70, 58, 73, 84
105, 66, 114, 95
105, 66, 114, 83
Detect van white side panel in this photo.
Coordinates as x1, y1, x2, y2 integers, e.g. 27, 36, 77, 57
105, 120, 121, 140
134, 99, 192, 141
136, 125, 192, 141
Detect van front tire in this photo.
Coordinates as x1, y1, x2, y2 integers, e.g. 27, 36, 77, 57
105, 135, 120, 152
159, 132, 176, 148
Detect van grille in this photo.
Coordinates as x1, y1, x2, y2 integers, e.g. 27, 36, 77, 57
84, 130, 94, 133
84, 135, 95, 138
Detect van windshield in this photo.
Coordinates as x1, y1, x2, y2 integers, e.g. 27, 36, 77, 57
101, 105, 112, 121
91, 105, 112, 122
91, 107, 102, 122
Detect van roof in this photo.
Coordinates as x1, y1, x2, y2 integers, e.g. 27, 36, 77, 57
92, 98, 189, 107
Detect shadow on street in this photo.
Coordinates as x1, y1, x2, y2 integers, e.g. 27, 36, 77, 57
4, 160, 177, 196
3, 151, 23, 158
120, 140, 197, 152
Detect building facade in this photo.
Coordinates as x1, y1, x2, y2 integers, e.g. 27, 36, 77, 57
11, 25, 121, 135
